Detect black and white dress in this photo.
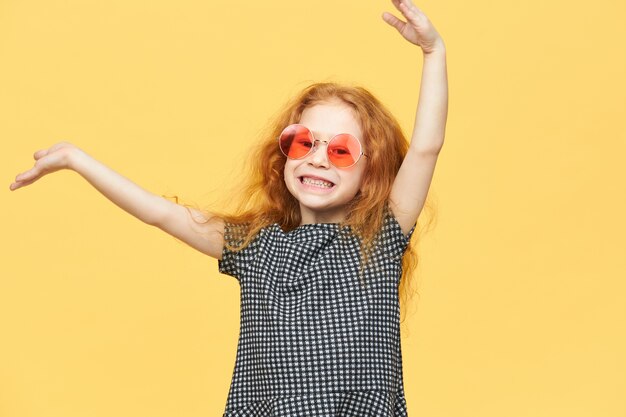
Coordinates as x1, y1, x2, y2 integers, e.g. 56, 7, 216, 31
218, 202, 416, 417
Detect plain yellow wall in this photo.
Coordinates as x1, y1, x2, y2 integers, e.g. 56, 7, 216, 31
2, 0, 625, 416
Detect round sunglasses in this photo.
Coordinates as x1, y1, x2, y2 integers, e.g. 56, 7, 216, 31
277, 124, 368, 168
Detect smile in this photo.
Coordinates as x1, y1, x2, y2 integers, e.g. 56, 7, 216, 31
299, 176, 335, 189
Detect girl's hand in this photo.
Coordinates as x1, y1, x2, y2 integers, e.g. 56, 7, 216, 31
382, 0, 444, 54
9, 142, 82, 191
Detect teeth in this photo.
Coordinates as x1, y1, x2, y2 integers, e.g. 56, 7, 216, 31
302, 177, 333, 188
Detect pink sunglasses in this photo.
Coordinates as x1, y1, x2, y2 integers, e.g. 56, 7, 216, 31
277, 124, 368, 168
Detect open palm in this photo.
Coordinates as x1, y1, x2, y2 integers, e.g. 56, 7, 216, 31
382, 0, 443, 54
9, 142, 79, 191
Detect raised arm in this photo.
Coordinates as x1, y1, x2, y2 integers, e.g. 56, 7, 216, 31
10, 142, 224, 259
382, 0, 448, 235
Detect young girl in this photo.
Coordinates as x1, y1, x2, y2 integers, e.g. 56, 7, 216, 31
10, 0, 447, 415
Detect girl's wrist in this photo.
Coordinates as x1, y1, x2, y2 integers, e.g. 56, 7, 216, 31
422, 39, 446, 57
67, 148, 91, 173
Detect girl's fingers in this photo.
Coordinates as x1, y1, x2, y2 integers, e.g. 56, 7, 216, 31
398, 0, 425, 24
15, 169, 37, 182
398, 1, 416, 18
16, 157, 49, 182
10, 176, 38, 190
11, 170, 41, 189
34, 148, 49, 160
403, 0, 423, 15
15, 167, 43, 186
10, 145, 73, 191
382, 11, 406, 32
34, 142, 72, 160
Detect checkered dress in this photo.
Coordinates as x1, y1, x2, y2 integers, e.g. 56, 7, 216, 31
218, 203, 416, 416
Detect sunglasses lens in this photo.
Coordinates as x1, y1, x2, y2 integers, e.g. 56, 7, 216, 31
328, 134, 362, 167
279, 125, 314, 159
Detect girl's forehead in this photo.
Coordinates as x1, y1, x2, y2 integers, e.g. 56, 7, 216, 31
299, 102, 363, 138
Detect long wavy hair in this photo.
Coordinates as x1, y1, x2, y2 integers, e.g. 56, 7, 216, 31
170, 82, 436, 327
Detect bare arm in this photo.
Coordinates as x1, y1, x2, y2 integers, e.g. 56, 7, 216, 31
383, 0, 448, 235
70, 149, 226, 259
152, 202, 225, 260
10, 143, 224, 259
389, 47, 447, 235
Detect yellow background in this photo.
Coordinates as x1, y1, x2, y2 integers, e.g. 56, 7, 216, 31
1, 0, 625, 416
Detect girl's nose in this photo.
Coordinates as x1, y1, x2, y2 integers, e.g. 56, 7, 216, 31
308, 141, 330, 168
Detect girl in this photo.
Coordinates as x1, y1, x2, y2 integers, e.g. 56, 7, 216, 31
9, 0, 447, 415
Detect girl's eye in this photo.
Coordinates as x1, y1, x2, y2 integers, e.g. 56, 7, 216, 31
296, 138, 312, 148
330, 147, 350, 155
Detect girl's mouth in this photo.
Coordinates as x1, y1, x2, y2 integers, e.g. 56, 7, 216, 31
299, 176, 335, 190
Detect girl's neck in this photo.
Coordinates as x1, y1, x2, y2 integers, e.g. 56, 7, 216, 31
299, 206, 346, 225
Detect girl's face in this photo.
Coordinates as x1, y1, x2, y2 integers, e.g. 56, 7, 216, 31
283, 100, 367, 225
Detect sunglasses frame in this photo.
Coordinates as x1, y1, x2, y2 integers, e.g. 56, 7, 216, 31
277, 123, 368, 168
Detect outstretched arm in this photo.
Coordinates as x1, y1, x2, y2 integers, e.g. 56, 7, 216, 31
10, 142, 224, 259
382, 0, 448, 235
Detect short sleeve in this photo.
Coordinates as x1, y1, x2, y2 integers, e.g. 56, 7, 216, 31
217, 221, 258, 281
378, 202, 417, 260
